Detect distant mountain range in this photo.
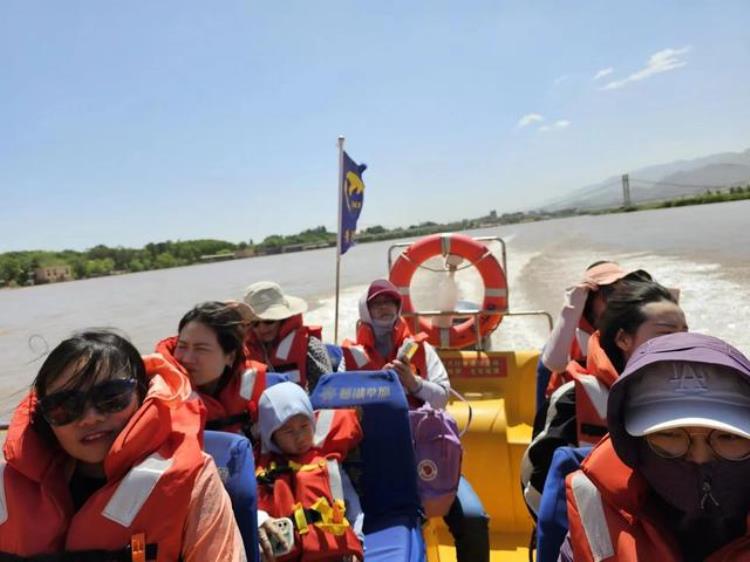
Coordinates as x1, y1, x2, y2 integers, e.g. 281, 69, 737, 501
542, 148, 750, 211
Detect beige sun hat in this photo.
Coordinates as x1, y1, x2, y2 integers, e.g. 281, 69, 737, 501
243, 281, 308, 321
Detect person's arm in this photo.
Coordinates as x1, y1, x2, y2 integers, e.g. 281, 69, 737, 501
182, 454, 247, 562
306, 336, 334, 393
412, 342, 450, 409
541, 286, 590, 372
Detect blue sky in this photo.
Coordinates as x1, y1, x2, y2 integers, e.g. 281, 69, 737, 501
1, 0, 749, 251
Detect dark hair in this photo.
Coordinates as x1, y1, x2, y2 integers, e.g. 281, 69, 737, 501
598, 280, 678, 373
177, 301, 246, 375
582, 266, 653, 326
32, 330, 148, 438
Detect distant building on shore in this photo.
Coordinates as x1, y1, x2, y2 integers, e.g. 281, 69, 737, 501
34, 265, 73, 284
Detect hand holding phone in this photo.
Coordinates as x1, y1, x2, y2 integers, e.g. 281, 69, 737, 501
398, 341, 419, 363
268, 517, 294, 557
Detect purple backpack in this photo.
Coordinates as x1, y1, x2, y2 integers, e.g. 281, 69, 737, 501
409, 404, 463, 517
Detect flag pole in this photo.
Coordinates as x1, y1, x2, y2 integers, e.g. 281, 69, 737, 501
334, 136, 345, 344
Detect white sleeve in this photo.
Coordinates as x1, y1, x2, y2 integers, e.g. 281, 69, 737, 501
341, 470, 364, 542
541, 285, 589, 372
413, 342, 450, 409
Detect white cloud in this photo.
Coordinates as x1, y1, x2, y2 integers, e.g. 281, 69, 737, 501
517, 113, 544, 128
601, 46, 691, 91
539, 120, 571, 132
593, 67, 614, 80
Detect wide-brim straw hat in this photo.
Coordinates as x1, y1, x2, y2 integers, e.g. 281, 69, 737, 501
242, 281, 308, 321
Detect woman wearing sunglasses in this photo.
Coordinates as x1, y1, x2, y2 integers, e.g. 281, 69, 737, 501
561, 332, 750, 562
241, 281, 332, 393
157, 301, 268, 437
0, 330, 245, 561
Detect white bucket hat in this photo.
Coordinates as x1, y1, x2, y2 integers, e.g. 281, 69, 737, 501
243, 281, 308, 321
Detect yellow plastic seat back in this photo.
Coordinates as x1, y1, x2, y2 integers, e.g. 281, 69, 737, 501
427, 349, 538, 562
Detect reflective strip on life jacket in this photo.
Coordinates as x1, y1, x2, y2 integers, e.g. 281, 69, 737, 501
239, 368, 258, 400
276, 331, 296, 361
314, 410, 335, 447
347, 345, 370, 369
0, 462, 7, 525
576, 374, 609, 419
571, 471, 614, 562
102, 453, 174, 527
326, 459, 344, 502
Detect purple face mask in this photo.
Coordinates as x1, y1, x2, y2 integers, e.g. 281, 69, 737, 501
637, 440, 750, 519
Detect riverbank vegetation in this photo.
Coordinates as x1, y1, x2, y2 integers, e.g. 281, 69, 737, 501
2, 185, 749, 287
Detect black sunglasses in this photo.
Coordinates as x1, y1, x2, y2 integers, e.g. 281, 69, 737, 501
38, 378, 138, 427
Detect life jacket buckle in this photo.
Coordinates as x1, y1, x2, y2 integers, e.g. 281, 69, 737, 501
130, 532, 146, 562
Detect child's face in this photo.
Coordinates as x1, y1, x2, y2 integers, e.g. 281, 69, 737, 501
272, 413, 314, 455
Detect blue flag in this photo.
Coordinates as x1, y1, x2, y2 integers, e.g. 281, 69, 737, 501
340, 151, 367, 254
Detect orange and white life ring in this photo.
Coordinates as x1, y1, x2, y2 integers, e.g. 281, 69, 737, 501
388, 233, 508, 349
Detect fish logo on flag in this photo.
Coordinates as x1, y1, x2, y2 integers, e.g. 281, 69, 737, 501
340, 151, 367, 254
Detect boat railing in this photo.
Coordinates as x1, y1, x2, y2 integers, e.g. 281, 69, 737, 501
387, 235, 508, 279
401, 309, 553, 351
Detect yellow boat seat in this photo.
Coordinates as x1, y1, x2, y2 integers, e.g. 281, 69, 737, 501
427, 349, 538, 562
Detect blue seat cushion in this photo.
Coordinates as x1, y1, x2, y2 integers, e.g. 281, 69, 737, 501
203, 430, 259, 562
364, 515, 426, 562
536, 446, 592, 562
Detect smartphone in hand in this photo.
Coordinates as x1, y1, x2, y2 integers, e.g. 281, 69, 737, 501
269, 517, 294, 557
398, 341, 419, 363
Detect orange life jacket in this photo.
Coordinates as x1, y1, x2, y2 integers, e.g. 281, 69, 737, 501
566, 437, 750, 562
563, 331, 620, 446
341, 317, 428, 408
256, 409, 363, 562
0, 354, 205, 562
245, 315, 323, 389
156, 335, 268, 433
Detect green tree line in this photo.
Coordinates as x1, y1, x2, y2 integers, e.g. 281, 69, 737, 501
0, 239, 238, 286
3, 185, 749, 287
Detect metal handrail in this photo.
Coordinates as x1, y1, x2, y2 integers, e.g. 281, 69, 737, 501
401, 308, 553, 351
387, 234, 508, 285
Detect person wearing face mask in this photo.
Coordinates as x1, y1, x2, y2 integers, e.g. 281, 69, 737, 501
522, 279, 687, 519
560, 332, 750, 562
341, 278, 450, 409
342, 279, 489, 562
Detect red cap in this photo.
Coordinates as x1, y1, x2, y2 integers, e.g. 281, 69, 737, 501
367, 279, 401, 304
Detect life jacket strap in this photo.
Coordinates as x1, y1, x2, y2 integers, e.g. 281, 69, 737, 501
256, 463, 294, 486
289, 497, 350, 537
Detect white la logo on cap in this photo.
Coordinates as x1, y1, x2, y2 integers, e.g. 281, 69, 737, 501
669, 369, 708, 393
